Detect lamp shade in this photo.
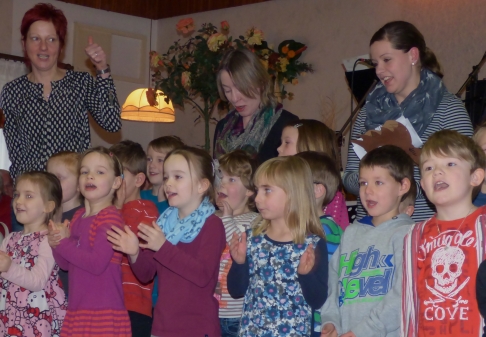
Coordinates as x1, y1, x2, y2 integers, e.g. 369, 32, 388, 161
121, 88, 175, 122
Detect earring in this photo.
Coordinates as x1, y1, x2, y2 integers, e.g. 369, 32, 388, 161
412, 62, 415, 66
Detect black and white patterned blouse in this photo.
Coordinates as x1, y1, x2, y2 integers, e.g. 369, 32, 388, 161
1, 70, 121, 179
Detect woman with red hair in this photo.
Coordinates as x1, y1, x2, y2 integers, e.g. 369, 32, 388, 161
1, 3, 121, 180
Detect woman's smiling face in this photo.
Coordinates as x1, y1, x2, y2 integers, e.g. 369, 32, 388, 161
370, 39, 419, 104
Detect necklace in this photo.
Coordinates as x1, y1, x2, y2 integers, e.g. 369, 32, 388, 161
436, 207, 474, 249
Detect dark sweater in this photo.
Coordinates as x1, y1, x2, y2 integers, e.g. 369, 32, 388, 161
130, 214, 226, 337
213, 109, 298, 165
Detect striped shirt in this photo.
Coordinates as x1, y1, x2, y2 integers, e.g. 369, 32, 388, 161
343, 90, 473, 222
216, 212, 259, 318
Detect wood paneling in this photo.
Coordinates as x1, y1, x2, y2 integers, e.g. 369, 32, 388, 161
57, 0, 270, 20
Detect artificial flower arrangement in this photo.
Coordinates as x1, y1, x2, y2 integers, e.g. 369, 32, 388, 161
150, 18, 313, 151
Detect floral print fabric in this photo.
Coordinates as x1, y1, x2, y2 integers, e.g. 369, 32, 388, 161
239, 232, 320, 337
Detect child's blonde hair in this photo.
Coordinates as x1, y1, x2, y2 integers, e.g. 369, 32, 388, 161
218, 150, 257, 211
166, 147, 216, 204
48, 151, 81, 175
148, 136, 185, 154
15, 171, 62, 224
421, 129, 486, 198
286, 119, 339, 166
252, 156, 324, 244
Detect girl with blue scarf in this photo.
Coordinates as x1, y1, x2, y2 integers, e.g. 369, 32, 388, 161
108, 147, 226, 337
343, 21, 473, 223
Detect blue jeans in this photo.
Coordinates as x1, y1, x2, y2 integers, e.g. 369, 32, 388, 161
220, 317, 240, 337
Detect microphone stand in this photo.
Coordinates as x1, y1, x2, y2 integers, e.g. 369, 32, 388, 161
456, 50, 486, 98
337, 79, 378, 148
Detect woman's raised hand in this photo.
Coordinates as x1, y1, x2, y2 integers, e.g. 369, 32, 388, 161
229, 232, 247, 264
85, 36, 108, 71
107, 225, 139, 257
138, 221, 166, 252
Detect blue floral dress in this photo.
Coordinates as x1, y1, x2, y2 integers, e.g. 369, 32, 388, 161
239, 232, 321, 337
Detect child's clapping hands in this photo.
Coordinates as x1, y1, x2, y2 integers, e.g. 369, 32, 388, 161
107, 221, 167, 262
47, 219, 70, 248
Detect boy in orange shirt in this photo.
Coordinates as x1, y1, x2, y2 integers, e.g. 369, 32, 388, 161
110, 140, 159, 337
402, 130, 486, 336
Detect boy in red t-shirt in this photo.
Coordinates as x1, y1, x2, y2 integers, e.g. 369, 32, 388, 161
110, 140, 159, 337
402, 130, 486, 337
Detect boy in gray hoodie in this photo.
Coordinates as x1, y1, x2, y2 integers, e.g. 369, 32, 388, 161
320, 145, 415, 337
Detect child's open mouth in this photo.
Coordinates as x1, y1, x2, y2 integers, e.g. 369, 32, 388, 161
366, 200, 377, 208
166, 192, 177, 199
85, 183, 97, 191
434, 181, 449, 192
218, 192, 228, 200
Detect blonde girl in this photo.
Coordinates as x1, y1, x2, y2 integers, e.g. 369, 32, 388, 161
228, 156, 328, 337
107, 146, 226, 337
0, 171, 66, 336
48, 147, 131, 337
277, 119, 349, 230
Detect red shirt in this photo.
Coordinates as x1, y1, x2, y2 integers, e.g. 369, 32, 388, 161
120, 199, 158, 317
417, 207, 482, 337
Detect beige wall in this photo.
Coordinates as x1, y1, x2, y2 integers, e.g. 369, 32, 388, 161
155, 0, 486, 160
0, 0, 13, 54
4, 0, 486, 158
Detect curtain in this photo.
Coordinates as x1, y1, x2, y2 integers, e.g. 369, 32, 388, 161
0, 58, 28, 170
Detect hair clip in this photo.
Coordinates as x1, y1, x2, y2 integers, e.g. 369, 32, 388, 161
109, 152, 114, 157
294, 123, 303, 128
212, 159, 222, 189
211, 159, 219, 177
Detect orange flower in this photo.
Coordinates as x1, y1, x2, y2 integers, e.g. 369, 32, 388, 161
281, 45, 289, 54
287, 50, 295, 59
292, 78, 299, 85
221, 21, 230, 33
176, 18, 195, 34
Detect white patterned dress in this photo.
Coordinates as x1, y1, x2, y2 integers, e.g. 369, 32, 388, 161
0, 231, 67, 336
